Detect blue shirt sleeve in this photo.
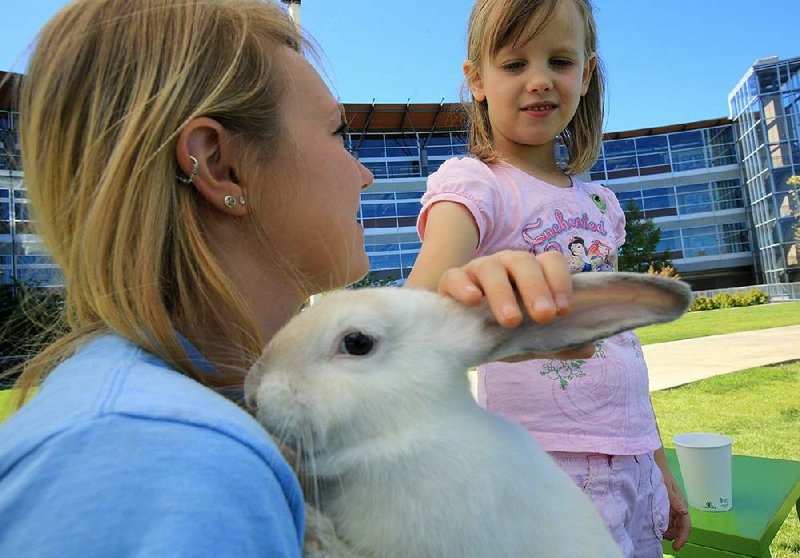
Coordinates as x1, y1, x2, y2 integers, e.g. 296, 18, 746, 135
1, 414, 302, 557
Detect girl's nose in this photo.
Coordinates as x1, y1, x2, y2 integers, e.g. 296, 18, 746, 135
525, 65, 553, 93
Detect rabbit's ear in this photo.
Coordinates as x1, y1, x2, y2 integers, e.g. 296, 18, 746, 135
480, 272, 692, 364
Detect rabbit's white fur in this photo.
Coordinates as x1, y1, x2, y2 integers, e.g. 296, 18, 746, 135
246, 272, 692, 558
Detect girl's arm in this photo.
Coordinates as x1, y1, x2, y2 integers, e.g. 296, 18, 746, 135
407, 200, 567, 327
406, 201, 479, 292
407, 200, 593, 360
651, 408, 691, 551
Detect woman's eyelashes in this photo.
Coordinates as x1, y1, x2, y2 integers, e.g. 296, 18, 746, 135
334, 122, 350, 139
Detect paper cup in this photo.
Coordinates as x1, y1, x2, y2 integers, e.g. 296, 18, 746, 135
673, 433, 733, 512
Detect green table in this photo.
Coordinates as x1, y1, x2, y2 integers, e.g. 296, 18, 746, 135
662, 448, 800, 558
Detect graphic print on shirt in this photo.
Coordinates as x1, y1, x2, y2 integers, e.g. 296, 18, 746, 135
521, 208, 615, 272
540, 359, 588, 390
520, 199, 617, 389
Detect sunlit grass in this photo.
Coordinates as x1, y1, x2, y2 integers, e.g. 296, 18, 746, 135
653, 361, 800, 557
636, 301, 800, 345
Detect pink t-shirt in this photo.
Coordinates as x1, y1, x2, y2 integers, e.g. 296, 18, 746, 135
417, 156, 661, 455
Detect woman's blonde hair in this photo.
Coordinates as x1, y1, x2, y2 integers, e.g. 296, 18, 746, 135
14, 0, 303, 402
463, 0, 605, 174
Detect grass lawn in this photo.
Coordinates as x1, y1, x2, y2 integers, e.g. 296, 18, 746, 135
653, 360, 800, 558
0, 388, 31, 423
635, 301, 800, 345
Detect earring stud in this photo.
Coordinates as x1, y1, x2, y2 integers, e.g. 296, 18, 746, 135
239, 196, 246, 206
176, 156, 199, 185
224, 195, 237, 208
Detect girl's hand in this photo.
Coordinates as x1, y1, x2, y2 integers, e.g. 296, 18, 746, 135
662, 472, 691, 551
436, 250, 595, 361
654, 446, 691, 551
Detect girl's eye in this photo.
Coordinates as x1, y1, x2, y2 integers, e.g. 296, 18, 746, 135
551, 59, 575, 69
502, 61, 525, 72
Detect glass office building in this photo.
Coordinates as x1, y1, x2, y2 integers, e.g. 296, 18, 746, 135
343, 103, 752, 289
589, 119, 752, 288
0, 78, 64, 287
728, 55, 800, 283
6, 56, 800, 290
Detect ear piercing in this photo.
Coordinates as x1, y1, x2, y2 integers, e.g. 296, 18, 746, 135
223, 194, 247, 208
176, 156, 199, 185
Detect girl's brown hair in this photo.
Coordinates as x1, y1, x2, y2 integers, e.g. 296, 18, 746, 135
463, 0, 605, 174
14, 0, 303, 402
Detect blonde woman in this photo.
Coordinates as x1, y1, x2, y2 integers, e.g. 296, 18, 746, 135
0, 0, 585, 555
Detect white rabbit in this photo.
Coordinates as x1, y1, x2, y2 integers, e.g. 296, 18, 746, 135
245, 272, 692, 558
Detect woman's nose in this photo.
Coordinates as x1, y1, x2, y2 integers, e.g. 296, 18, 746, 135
357, 159, 374, 190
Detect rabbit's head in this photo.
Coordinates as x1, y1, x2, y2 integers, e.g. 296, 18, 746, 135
245, 287, 491, 458
245, 272, 691, 460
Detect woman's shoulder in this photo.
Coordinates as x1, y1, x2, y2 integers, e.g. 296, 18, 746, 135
0, 334, 304, 555
0, 334, 288, 475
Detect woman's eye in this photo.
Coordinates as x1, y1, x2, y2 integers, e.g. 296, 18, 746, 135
339, 332, 375, 356
334, 123, 350, 138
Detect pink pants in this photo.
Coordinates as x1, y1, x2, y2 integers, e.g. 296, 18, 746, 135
549, 451, 670, 558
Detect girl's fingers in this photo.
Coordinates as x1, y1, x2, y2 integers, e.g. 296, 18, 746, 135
437, 267, 484, 305
437, 250, 576, 327
501, 251, 557, 324
536, 251, 574, 315
464, 254, 524, 327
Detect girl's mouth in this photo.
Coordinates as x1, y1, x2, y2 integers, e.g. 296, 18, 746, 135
522, 104, 557, 112
521, 103, 557, 118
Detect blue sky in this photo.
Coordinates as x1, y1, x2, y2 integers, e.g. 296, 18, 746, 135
3, 1, 800, 132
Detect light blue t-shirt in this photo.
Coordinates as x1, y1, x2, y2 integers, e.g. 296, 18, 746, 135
0, 334, 304, 557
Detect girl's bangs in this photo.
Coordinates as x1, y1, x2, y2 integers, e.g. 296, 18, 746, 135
487, 0, 558, 57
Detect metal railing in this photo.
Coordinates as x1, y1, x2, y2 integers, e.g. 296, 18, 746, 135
692, 282, 800, 302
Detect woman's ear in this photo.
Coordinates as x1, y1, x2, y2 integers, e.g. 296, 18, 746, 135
176, 117, 248, 216
581, 52, 597, 97
463, 60, 486, 102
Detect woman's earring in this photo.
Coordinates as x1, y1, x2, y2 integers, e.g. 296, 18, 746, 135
176, 156, 199, 185
238, 196, 246, 206
224, 195, 237, 208
554, 133, 569, 172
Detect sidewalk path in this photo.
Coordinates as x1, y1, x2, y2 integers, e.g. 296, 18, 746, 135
644, 324, 800, 391
467, 325, 800, 397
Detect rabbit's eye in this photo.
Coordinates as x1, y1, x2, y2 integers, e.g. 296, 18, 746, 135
340, 332, 375, 356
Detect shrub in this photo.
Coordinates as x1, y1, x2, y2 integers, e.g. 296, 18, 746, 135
689, 296, 716, 312
647, 264, 682, 280
689, 289, 770, 312
742, 288, 769, 306
713, 293, 737, 308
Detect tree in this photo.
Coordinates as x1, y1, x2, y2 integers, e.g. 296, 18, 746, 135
788, 176, 800, 240
347, 272, 398, 289
617, 200, 674, 273
0, 281, 66, 386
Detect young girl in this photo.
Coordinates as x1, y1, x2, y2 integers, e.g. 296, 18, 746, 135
407, 0, 691, 555
0, 1, 583, 555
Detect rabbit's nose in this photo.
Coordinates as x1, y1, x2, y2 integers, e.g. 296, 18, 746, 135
243, 366, 265, 410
